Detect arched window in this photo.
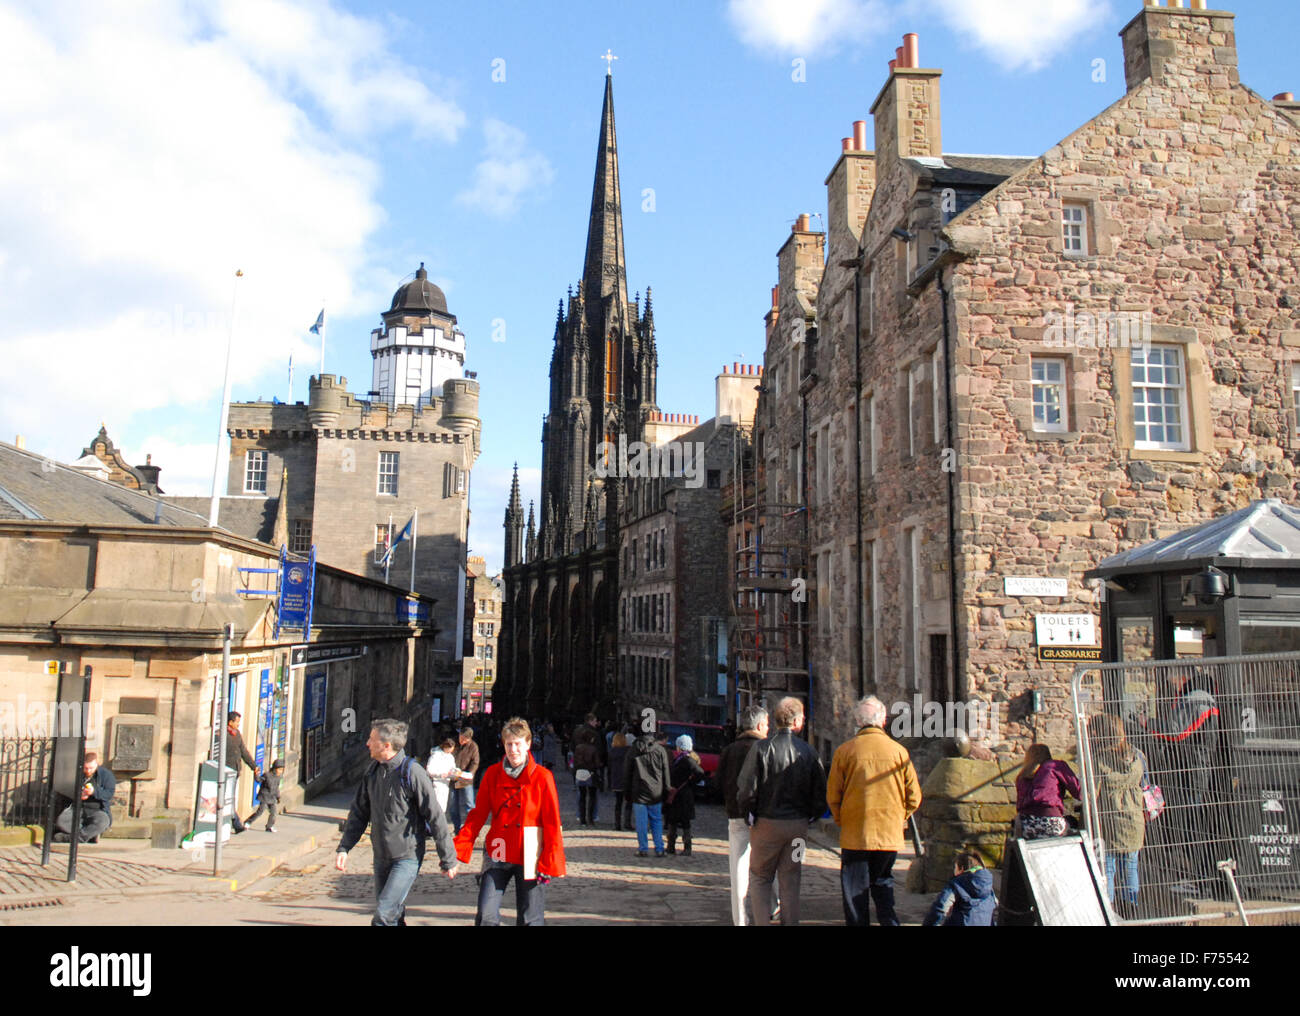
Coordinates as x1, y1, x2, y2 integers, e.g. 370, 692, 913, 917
605, 331, 619, 399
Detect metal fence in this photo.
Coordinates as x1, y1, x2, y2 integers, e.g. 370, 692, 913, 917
0, 737, 54, 827
1072, 652, 1300, 926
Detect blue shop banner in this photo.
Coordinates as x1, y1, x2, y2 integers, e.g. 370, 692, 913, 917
304, 668, 327, 730
280, 557, 313, 632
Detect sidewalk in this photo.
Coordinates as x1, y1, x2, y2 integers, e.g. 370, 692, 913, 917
0, 791, 353, 905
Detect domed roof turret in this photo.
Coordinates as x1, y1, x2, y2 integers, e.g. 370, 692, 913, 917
389, 263, 447, 315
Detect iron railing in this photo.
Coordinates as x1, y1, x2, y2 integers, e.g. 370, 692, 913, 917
0, 737, 54, 827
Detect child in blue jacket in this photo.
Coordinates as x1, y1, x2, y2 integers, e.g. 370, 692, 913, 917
923, 851, 997, 926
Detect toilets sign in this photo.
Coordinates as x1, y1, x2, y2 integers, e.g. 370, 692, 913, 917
1035, 613, 1098, 646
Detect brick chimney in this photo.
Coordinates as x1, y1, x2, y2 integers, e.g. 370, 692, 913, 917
777, 215, 825, 319
1120, 2, 1237, 93
869, 33, 941, 169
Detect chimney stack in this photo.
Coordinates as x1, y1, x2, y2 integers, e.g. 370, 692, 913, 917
871, 32, 941, 167
1120, 2, 1237, 94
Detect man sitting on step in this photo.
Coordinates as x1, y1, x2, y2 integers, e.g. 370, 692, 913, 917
54, 752, 115, 844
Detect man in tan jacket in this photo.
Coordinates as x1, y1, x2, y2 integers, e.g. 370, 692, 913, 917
826, 696, 921, 926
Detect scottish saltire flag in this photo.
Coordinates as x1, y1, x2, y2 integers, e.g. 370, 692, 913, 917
309, 310, 324, 334
380, 516, 414, 566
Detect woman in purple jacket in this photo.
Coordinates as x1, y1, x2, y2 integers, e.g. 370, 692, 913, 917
1015, 744, 1082, 839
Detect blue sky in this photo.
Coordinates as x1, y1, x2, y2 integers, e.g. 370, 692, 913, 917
3, 0, 1298, 576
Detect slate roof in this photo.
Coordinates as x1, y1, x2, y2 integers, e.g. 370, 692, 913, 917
1089, 499, 1300, 576
0, 442, 208, 528
164, 496, 278, 543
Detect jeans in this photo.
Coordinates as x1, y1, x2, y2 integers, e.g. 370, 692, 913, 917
727, 817, 752, 926
749, 818, 808, 926
476, 864, 546, 926
450, 785, 476, 832
1105, 850, 1140, 905
372, 855, 420, 926
577, 783, 598, 824
633, 802, 664, 854
613, 791, 632, 829
55, 805, 111, 842
244, 801, 278, 828
841, 849, 899, 927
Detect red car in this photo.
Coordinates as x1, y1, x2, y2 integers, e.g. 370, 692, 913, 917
657, 721, 727, 799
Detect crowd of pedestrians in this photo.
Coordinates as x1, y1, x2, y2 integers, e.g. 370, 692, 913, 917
333, 683, 1223, 926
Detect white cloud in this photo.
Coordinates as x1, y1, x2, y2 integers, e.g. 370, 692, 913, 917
456, 119, 556, 218
726, 0, 886, 54
925, 0, 1111, 72
0, 1, 465, 479
726, 0, 1109, 70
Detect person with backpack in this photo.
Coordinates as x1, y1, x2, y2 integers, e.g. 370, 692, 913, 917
624, 728, 672, 858
335, 718, 459, 926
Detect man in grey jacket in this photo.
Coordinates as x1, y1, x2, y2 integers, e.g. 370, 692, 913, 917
336, 718, 458, 926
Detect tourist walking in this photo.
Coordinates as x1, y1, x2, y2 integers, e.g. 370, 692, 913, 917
736, 696, 826, 926
608, 730, 632, 830
449, 726, 480, 832
664, 735, 704, 856
624, 728, 672, 857
335, 719, 458, 926
717, 705, 768, 925
453, 717, 566, 926
825, 696, 922, 927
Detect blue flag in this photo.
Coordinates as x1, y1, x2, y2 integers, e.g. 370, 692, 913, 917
309, 310, 324, 335
380, 516, 414, 566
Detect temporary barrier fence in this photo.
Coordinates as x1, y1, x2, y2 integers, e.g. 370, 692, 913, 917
1071, 651, 1300, 926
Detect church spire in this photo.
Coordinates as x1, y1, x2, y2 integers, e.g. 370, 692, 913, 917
581, 74, 629, 315
504, 463, 524, 567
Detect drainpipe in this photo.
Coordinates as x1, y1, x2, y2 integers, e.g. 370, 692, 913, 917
851, 251, 865, 699
937, 267, 963, 701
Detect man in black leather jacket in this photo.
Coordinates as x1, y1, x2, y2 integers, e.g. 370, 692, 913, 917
736, 697, 826, 925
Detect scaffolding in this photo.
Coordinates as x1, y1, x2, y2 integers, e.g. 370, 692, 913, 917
727, 428, 810, 716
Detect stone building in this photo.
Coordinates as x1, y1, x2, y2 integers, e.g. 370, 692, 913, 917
463, 554, 502, 713
617, 367, 760, 724
496, 74, 660, 720
0, 440, 438, 831
68, 426, 163, 494
212, 270, 481, 707
740, 2, 1300, 760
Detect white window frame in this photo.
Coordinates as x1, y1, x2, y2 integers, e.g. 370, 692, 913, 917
373, 522, 393, 564
1132, 344, 1190, 451
1292, 364, 1300, 439
907, 363, 925, 457
1031, 357, 1070, 433
931, 345, 944, 444
244, 450, 267, 494
1062, 203, 1088, 255
377, 451, 399, 496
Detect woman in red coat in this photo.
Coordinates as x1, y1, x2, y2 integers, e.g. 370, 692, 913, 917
453, 717, 566, 925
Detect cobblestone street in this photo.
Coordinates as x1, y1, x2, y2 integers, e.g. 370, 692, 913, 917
0, 770, 932, 926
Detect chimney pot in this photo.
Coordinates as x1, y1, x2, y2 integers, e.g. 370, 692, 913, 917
1189, 0, 1207, 7
904, 33, 919, 69
888, 58, 897, 72
796, 213, 810, 232
771, 285, 779, 308
853, 120, 868, 150
895, 46, 905, 68
842, 137, 852, 153
15, 434, 25, 450
1275, 92, 1295, 102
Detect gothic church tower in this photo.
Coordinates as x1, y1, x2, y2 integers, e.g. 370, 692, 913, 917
539, 74, 658, 556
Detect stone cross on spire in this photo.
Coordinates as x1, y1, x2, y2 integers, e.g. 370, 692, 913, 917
601, 49, 618, 76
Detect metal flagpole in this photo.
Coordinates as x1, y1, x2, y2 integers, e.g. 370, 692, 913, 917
318, 307, 327, 376
410, 509, 418, 592
385, 513, 393, 585
288, 354, 294, 404
209, 270, 243, 527
214, 622, 233, 875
